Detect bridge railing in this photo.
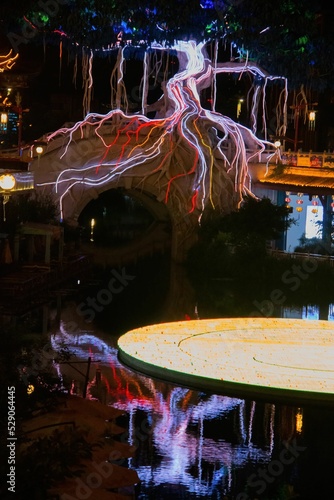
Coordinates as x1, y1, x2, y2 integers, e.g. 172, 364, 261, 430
269, 248, 334, 266
2, 128, 334, 169
249, 149, 334, 168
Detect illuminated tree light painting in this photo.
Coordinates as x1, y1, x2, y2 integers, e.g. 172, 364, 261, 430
13, 0, 318, 258
38, 41, 287, 224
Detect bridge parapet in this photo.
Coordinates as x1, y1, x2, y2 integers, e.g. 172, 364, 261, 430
247, 149, 334, 169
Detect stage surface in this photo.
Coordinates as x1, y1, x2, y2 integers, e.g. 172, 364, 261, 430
117, 317, 334, 405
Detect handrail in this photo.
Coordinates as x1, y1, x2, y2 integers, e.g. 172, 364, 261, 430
269, 248, 334, 266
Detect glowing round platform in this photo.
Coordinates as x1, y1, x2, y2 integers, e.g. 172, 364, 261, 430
117, 317, 334, 405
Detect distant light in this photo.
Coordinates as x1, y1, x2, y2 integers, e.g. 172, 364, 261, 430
27, 384, 35, 395
90, 218, 95, 242
35, 145, 44, 155
309, 111, 316, 121
0, 112, 8, 133
296, 408, 303, 433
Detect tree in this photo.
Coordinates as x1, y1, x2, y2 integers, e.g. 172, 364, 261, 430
218, 195, 293, 242
190, 196, 293, 268
1, 1, 332, 224
2, 192, 59, 232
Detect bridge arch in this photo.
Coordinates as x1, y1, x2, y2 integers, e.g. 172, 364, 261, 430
30, 132, 200, 262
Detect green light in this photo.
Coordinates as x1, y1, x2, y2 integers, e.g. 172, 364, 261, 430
40, 13, 49, 23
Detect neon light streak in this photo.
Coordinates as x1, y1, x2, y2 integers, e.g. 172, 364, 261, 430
0, 49, 19, 72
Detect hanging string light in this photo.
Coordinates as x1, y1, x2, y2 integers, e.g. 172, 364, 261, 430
311, 195, 319, 206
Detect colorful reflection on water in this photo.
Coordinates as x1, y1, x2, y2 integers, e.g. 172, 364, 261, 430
48, 302, 334, 499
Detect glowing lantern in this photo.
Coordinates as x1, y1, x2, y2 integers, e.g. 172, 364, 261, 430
34, 141, 47, 156
296, 408, 303, 434
296, 199, 303, 204
27, 384, 35, 395
0, 112, 8, 133
308, 110, 316, 130
296, 207, 303, 212
311, 208, 318, 214
285, 197, 291, 203
0, 173, 16, 190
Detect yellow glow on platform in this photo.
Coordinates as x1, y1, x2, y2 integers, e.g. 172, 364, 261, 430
117, 318, 334, 404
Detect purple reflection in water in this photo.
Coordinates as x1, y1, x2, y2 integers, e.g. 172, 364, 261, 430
51, 315, 280, 499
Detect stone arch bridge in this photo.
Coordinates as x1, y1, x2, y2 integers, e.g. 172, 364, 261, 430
26, 122, 276, 263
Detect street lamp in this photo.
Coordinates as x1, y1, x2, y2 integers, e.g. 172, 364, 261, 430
0, 172, 16, 221
0, 173, 16, 190
34, 141, 47, 156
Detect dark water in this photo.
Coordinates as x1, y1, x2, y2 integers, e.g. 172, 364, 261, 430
51, 255, 334, 500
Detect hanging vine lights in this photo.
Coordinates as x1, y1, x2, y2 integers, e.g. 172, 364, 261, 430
284, 191, 291, 210
40, 40, 289, 220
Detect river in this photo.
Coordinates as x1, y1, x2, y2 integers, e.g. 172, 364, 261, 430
49, 254, 334, 500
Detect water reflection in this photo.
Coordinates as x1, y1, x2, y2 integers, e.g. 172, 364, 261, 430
50, 306, 316, 499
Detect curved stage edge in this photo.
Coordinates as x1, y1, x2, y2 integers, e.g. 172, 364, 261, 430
117, 318, 334, 407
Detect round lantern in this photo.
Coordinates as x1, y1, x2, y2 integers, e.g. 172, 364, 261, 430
0, 173, 16, 190
296, 207, 303, 212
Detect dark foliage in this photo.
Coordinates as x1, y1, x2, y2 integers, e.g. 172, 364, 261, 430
1, 1, 333, 91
